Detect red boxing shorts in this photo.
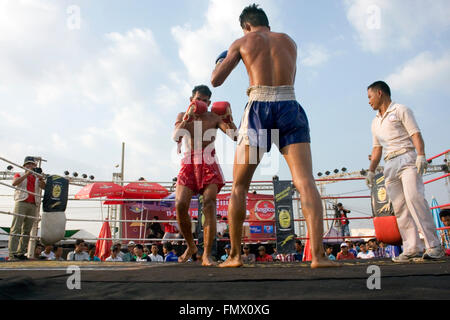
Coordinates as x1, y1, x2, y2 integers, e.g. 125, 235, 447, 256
177, 149, 225, 194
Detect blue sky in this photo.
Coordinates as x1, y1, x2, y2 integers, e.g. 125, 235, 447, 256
0, 0, 449, 234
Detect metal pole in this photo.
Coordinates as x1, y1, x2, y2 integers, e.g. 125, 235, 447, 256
119, 142, 125, 243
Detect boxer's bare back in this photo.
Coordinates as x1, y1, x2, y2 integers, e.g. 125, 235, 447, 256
212, 28, 297, 88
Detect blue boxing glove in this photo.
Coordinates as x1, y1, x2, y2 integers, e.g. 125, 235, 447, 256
215, 50, 228, 65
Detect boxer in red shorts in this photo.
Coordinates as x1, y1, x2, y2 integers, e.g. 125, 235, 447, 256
173, 85, 237, 266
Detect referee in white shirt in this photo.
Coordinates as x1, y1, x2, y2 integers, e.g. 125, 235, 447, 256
366, 81, 444, 262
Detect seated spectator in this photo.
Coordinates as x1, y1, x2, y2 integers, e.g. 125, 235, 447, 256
143, 246, 150, 256
113, 242, 125, 260
40, 244, 55, 260
241, 244, 255, 264
357, 242, 375, 259
122, 241, 136, 262
439, 209, 450, 256
293, 239, 303, 261
51, 246, 64, 261
368, 238, 385, 258
325, 245, 336, 261
31, 243, 45, 260
336, 242, 355, 260
345, 239, 358, 257
256, 246, 273, 262
88, 244, 101, 261
163, 242, 178, 262
149, 244, 164, 262
220, 244, 231, 261
106, 244, 123, 262
67, 239, 90, 261
132, 244, 151, 262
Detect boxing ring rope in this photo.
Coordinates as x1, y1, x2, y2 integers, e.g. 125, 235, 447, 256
0, 149, 448, 252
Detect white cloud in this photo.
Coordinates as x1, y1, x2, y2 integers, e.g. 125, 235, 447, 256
171, 0, 279, 83
344, 0, 450, 53
300, 43, 330, 67
386, 51, 450, 95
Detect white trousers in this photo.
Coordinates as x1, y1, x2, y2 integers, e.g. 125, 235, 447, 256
384, 150, 440, 254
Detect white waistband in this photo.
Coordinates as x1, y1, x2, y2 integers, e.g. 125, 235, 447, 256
247, 85, 296, 102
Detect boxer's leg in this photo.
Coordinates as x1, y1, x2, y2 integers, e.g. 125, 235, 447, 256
175, 184, 197, 262
201, 184, 218, 266
219, 144, 259, 268
282, 142, 338, 268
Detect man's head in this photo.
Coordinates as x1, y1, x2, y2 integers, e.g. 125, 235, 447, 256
440, 209, 450, 227
242, 244, 250, 253
367, 81, 391, 111
337, 203, 343, 208
340, 242, 349, 253
127, 241, 136, 252
23, 156, 37, 170
258, 245, 266, 256
134, 244, 144, 256
111, 244, 120, 256
359, 242, 368, 252
239, 4, 270, 32
75, 239, 86, 252
191, 85, 212, 106
163, 242, 173, 255
224, 244, 231, 254
368, 238, 378, 249
151, 244, 159, 255
326, 245, 333, 255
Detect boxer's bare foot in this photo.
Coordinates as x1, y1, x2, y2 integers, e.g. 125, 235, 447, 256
201, 255, 216, 267
311, 256, 340, 268
178, 246, 198, 263
218, 257, 243, 268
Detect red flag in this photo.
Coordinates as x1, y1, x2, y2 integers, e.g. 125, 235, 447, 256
302, 232, 312, 261
95, 220, 112, 261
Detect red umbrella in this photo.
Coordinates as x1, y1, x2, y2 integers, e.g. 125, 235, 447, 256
95, 220, 112, 261
302, 232, 312, 262
122, 182, 169, 200
75, 182, 123, 200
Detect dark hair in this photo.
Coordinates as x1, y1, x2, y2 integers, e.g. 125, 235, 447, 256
440, 209, 450, 219
75, 239, 85, 246
163, 242, 173, 251
135, 244, 144, 250
111, 244, 120, 252
192, 85, 212, 98
295, 240, 302, 246
88, 244, 96, 251
368, 81, 391, 97
239, 4, 269, 29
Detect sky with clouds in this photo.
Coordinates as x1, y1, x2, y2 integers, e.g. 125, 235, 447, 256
0, 0, 449, 235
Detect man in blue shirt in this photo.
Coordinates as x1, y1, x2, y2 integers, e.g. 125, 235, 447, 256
163, 242, 179, 262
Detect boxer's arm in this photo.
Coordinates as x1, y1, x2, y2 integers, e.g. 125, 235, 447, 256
211, 39, 242, 87
173, 112, 188, 143
369, 146, 383, 173
218, 120, 238, 141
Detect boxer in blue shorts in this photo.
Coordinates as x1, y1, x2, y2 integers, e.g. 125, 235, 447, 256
211, 4, 336, 268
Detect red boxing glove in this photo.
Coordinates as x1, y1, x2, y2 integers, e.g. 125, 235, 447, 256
183, 100, 208, 122
211, 101, 232, 124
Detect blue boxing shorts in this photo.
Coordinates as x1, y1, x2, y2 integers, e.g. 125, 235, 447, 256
237, 85, 311, 152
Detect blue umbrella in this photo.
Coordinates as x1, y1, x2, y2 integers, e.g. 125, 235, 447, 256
431, 197, 444, 241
